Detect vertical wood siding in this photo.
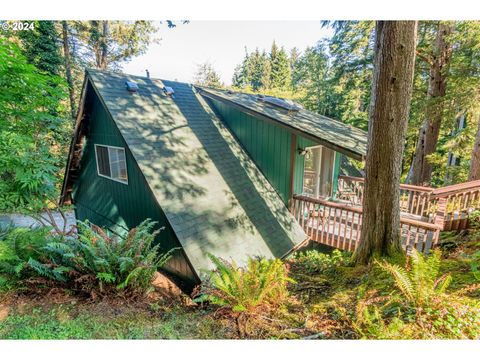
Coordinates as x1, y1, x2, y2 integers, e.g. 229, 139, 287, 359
209, 99, 293, 204
209, 99, 344, 201
72, 91, 197, 286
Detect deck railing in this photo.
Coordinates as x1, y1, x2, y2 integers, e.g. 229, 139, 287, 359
337, 175, 480, 230
337, 175, 434, 217
291, 195, 441, 253
430, 180, 480, 230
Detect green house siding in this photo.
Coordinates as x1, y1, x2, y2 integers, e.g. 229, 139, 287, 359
209, 98, 293, 204
209, 99, 344, 202
72, 89, 196, 285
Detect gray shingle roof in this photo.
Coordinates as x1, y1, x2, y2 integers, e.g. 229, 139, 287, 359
198, 88, 368, 160
86, 69, 307, 278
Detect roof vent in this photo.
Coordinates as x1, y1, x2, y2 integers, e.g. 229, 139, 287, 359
163, 86, 175, 98
262, 96, 302, 111
125, 81, 139, 93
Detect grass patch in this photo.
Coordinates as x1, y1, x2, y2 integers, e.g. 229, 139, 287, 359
0, 300, 229, 339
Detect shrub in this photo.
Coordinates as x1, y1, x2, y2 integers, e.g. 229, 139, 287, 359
377, 248, 451, 308
0, 220, 174, 296
292, 249, 351, 274
195, 254, 294, 313
354, 249, 480, 339
0, 225, 53, 287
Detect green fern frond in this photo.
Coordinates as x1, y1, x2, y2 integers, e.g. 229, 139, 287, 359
377, 260, 414, 301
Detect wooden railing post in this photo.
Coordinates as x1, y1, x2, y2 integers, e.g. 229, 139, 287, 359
434, 197, 448, 231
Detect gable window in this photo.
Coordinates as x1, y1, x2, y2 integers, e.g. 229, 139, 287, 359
94, 144, 128, 184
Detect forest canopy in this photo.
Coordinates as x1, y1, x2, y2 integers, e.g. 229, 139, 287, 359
0, 20, 479, 214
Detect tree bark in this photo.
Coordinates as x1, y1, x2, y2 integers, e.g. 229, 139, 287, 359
61, 21, 76, 119
469, 117, 480, 181
410, 22, 453, 185
99, 20, 109, 69
354, 21, 418, 265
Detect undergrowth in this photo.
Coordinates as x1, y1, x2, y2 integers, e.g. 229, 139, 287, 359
0, 220, 174, 297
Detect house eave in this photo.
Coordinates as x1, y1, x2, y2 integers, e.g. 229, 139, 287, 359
196, 87, 365, 161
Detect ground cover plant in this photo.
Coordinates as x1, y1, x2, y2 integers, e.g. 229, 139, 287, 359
0, 220, 174, 297
1, 224, 479, 340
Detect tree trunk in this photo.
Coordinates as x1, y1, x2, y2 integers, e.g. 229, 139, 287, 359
410, 22, 453, 185
354, 21, 418, 265
469, 116, 480, 181
99, 20, 109, 69
62, 21, 76, 119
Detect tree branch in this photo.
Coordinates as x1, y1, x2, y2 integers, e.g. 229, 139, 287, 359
416, 50, 433, 65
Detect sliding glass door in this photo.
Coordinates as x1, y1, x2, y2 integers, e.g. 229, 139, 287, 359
302, 145, 335, 198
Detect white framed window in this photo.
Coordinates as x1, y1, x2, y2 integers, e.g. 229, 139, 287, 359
302, 145, 335, 198
94, 144, 128, 184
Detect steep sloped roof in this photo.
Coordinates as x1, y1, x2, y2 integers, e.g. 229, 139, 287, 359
81, 69, 307, 277
197, 88, 368, 160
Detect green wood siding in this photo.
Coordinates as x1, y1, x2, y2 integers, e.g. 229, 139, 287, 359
209, 99, 344, 201
209, 99, 293, 204
72, 90, 196, 286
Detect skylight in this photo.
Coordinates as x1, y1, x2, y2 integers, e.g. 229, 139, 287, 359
125, 81, 139, 93
261, 96, 303, 111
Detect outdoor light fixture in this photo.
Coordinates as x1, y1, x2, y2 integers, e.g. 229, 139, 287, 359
298, 147, 308, 156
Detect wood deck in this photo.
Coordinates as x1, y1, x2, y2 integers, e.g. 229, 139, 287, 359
291, 195, 442, 253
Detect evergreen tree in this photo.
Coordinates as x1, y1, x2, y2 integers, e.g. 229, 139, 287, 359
294, 42, 331, 115
354, 21, 418, 264
248, 48, 271, 91
289, 47, 301, 90
325, 21, 375, 130
232, 47, 251, 88
71, 20, 159, 70
18, 21, 63, 76
269, 41, 291, 90
194, 62, 224, 88
407, 21, 480, 185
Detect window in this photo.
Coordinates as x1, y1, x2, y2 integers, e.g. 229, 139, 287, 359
95, 145, 128, 184
302, 146, 335, 198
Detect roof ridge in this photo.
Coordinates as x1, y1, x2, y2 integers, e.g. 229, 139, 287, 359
86, 68, 195, 87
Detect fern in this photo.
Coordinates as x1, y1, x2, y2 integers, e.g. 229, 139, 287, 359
196, 254, 294, 313
96, 272, 116, 283
378, 249, 452, 307
377, 261, 414, 302
0, 219, 174, 296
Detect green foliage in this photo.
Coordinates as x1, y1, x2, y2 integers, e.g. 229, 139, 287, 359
354, 248, 480, 339
0, 39, 69, 212
293, 42, 332, 116
0, 225, 53, 286
354, 292, 480, 339
377, 249, 451, 308
232, 47, 271, 91
0, 305, 225, 339
0, 220, 174, 296
18, 20, 63, 76
324, 21, 374, 130
194, 62, 224, 88
71, 20, 159, 70
195, 254, 294, 313
292, 249, 351, 274
269, 41, 291, 90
